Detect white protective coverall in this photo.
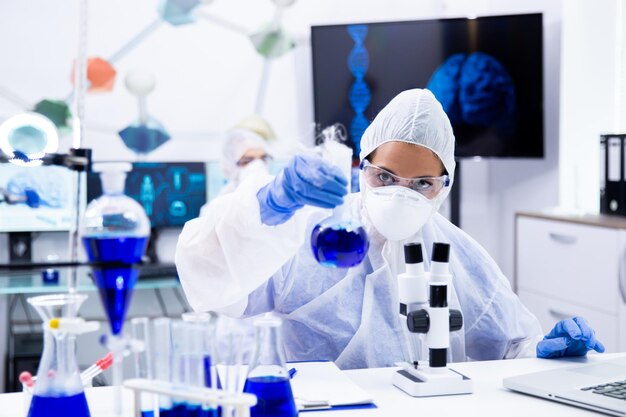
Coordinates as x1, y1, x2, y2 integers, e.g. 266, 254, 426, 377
176, 89, 543, 370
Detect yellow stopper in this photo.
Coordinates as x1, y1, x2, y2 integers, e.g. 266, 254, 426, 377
49, 318, 60, 329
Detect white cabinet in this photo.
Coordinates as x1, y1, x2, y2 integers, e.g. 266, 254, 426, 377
516, 212, 626, 353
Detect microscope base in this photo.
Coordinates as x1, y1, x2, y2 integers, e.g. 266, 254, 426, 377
392, 363, 473, 397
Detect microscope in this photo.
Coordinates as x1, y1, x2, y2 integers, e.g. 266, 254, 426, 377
393, 242, 473, 397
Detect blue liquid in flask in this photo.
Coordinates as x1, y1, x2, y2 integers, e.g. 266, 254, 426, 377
160, 407, 175, 417
311, 222, 369, 268
172, 402, 188, 417
243, 376, 298, 417
83, 236, 148, 335
28, 392, 91, 417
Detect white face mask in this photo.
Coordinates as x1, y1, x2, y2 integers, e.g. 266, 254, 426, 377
363, 184, 436, 241
237, 159, 269, 183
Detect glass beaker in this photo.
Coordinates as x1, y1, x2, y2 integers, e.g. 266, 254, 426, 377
26, 293, 91, 417
310, 133, 369, 268
243, 314, 297, 417
80, 162, 150, 416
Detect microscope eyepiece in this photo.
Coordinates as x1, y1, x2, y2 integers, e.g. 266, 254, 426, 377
431, 243, 450, 263
403, 243, 423, 264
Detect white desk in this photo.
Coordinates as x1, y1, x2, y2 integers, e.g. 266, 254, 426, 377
1, 353, 622, 417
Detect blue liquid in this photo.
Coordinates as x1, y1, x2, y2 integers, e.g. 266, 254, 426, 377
160, 408, 175, 417
28, 392, 91, 417
186, 404, 203, 417
172, 403, 184, 417
311, 223, 369, 268
201, 408, 219, 417
203, 355, 222, 389
141, 411, 155, 417
82, 236, 148, 335
243, 376, 297, 417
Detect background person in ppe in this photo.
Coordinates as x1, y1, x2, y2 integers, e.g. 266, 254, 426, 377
176, 89, 604, 369
199, 128, 272, 217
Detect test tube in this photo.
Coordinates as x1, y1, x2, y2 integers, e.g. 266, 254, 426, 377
131, 317, 155, 417
182, 312, 219, 417
171, 320, 190, 416
153, 317, 173, 417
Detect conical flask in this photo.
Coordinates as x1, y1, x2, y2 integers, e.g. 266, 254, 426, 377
27, 293, 91, 417
311, 131, 369, 268
80, 162, 150, 335
243, 314, 298, 417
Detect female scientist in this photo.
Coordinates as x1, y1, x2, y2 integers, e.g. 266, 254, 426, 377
176, 89, 604, 369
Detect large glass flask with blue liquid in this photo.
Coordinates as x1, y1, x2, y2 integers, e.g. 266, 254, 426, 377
243, 314, 298, 417
81, 162, 150, 336
80, 162, 150, 416
26, 294, 91, 417
311, 133, 369, 268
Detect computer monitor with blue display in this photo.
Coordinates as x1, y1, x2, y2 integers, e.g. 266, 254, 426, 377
311, 13, 544, 159
86, 162, 208, 228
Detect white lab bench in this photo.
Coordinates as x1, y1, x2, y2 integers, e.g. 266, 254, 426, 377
0, 353, 623, 417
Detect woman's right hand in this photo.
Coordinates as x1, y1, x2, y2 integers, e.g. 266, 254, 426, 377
256, 154, 348, 225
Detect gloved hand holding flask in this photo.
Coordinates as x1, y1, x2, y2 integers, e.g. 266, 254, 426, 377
256, 154, 348, 226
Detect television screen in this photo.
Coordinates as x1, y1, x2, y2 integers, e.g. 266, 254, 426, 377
311, 13, 544, 158
87, 162, 208, 228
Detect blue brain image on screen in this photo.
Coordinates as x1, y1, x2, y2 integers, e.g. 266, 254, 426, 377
427, 52, 516, 127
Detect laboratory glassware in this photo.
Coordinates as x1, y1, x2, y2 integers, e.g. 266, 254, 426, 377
81, 162, 151, 416
131, 317, 155, 417
243, 314, 298, 417
26, 293, 92, 417
153, 317, 174, 417
310, 131, 369, 268
182, 312, 220, 389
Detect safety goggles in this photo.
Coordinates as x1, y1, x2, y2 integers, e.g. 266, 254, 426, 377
360, 159, 450, 199
236, 154, 272, 167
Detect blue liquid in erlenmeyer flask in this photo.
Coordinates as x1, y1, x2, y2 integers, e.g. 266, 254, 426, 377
28, 392, 91, 417
243, 376, 298, 417
311, 222, 369, 268
160, 408, 174, 417
201, 408, 219, 417
83, 236, 148, 335
186, 404, 204, 417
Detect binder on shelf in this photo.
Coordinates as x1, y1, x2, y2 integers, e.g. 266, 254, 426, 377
600, 134, 626, 216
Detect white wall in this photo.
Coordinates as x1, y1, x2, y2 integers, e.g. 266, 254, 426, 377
0, 0, 564, 282
559, 0, 624, 213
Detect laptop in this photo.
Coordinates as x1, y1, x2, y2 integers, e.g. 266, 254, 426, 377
503, 356, 626, 416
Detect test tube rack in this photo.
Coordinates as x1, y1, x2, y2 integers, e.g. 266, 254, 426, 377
124, 378, 257, 417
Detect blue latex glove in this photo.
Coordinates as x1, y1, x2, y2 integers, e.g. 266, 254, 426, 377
256, 154, 348, 225
536, 316, 605, 358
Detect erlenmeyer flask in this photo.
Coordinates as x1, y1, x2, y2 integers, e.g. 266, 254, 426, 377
27, 294, 91, 417
311, 133, 369, 268
81, 162, 150, 336
243, 314, 297, 417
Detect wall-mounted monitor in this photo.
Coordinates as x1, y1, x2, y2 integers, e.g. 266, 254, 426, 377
311, 13, 544, 159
